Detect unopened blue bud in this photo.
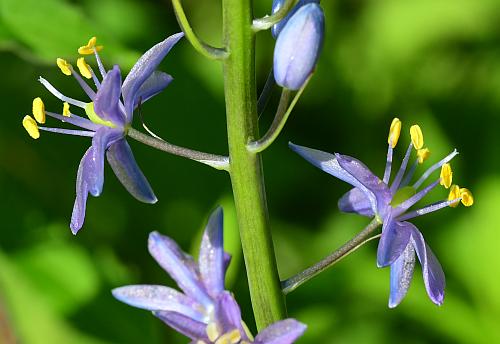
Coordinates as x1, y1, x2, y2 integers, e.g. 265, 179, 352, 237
271, 0, 320, 38
273, 3, 324, 90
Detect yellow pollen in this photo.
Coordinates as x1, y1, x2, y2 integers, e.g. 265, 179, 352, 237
460, 188, 474, 207
22, 115, 40, 139
241, 321, 254, 341
440, 163, 453, 189
206, 322, 220, 342
410, 124, 424, 149
387, 117, 401, 148
214, 330, 241, 344
78, 36, 103, 55
417, 148, 430, 164
32, 97, 46, 124
448, 185, 460, 208
56, 58, 72, 76
77, 57, 92, 79
63, 102, 71, 117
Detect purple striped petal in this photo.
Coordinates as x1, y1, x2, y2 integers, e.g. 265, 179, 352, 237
199, 207, 225, 298
122, 33, 184, 120
338, 187, 374, 217
148, 232, 213, 308
133, 71, 173, 108
377, 217, 412, 267
70, 148, 92, 234
216, 292, 244, 334
106, 139, 157, 204
154, 311, 208, 340
87, 127, 123, 197
410, 226, 445, 306
336, 153, 392, 217
112, 285, 205, 321
254, 319, 307, 344
94, 65, 126, 126
388, 241, 416, 308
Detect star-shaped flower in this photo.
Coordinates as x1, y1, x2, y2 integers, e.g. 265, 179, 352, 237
22, 34, 184, 234
290, 118, 473, 307
112, 207, 307, 343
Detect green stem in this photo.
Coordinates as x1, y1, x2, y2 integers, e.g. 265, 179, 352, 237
252, 0, 299, 31
171, 0, 228, 60
127, 128, 229, 171
282, 218, 382, 294
222, 0, 287, 329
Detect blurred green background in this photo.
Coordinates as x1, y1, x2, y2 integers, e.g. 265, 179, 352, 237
0, 0, 499, 343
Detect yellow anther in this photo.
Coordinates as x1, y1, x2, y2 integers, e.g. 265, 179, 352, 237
387, 117, 401, 148
78, 36, 103, 55
56, 58, 72, 76
63, 102, 71, 117
410, 124, 424, 149
460, 188, 474, 207
241, 321, 254, 341
448, 185, 460, 208
206, 322, 220, 342
215, 330, 241, 344
440, 163, 453, 189
22, 115, 40, 139
77, 57, 92, 79
32, 97, 46, 124
417, 148, 430, 164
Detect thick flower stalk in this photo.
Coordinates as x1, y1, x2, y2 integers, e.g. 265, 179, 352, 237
112, 208, 306, 343
290, 118, 473, 307
21, 34, 184, 234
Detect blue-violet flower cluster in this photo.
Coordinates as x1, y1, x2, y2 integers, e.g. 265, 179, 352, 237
290, 118, 473, 307
22, 34, 184, 234
112, 207, 307, 343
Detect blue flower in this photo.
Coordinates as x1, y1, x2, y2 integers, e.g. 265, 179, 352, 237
271, 0, 320, 38
290, 118, 473, 307
112, 207, 307, 343
273, 3, 324, 90
22, 34, 184, 234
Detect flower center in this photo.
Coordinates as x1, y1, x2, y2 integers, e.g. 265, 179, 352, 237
390, 186, 416, 207
84, 102, 116, 128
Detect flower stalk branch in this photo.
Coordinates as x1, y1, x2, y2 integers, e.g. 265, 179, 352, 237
253, 0, 299, 31
248, 77, 310, 153
127, 128, 229, 171
282, 218, 382, 295
171, 0, 228, 60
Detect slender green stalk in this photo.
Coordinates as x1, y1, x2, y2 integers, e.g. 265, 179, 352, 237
252, 0, 299, 31
222, 0, 287, 329
248, 77, 310, 153
127, 128, 229, 171
282, 218, 382, 294
171, 0, 228, 60
257, 68, 276, 117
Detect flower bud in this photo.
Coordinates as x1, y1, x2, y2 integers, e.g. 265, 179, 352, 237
271, 0, 320, 38
273, 3, 324, 90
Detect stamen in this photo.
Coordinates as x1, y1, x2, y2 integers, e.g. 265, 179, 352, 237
383, 143, 393, 184
410, 124, 424, 149
56, 58, 72, 76
38, 77, 87, 108
78, 37, 103, 55
94, 48, 107, 78
215, 330, 241, 344
69, 66, 96, 99
413, 149, 459, 189
417, 148, 430, 164
460, 188, 474, 207
77, 57, 92, 79
90, 68, 101, 89
394, 179, 441, 216
241, 321, 255, 341
45, 111, 100, 131
397, 198, 461, 221
206, 322, 220, 342
22, 115, 40, 139
32, 97, 46, 124
390, 143, 413, 193
63, 102, 71, 117
400, 159, 418, 187
439, 163, 452, 189
448, 185, 461, 208
39, 127, 95, 137
387, 117, 401, 148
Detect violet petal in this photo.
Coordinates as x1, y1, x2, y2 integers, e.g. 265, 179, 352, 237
254, 319, 307, 344
338, 187, 374, 217
377, 217, 412, 267
134, 71, 173, 108
388, 241, 416, 308
154, 311, 208, 340
70, 148, 91, 234
93, 65, 126, 126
